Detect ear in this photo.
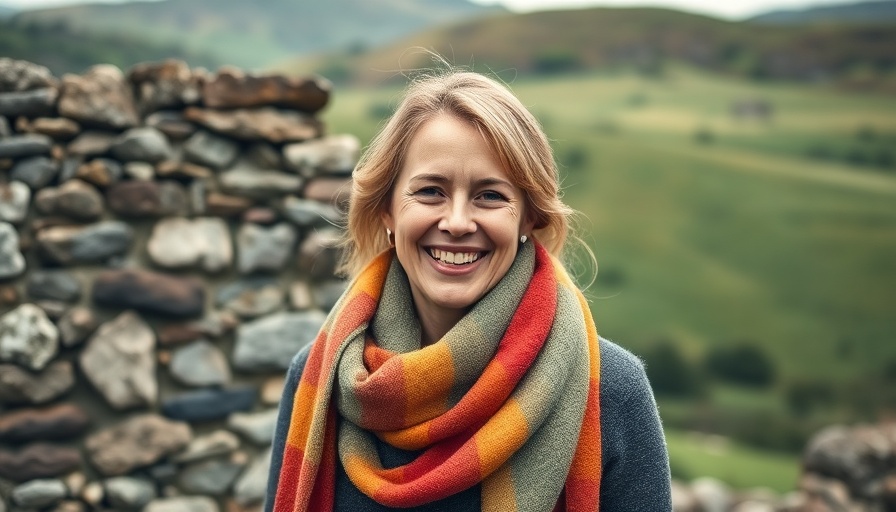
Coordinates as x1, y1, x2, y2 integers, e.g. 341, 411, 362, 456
381, 210, 394, 233
520, 208, 536, 237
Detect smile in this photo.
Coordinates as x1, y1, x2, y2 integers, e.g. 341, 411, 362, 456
428, 248, 483, 265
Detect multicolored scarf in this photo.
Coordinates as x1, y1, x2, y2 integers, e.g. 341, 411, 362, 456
272, 241, 601, 511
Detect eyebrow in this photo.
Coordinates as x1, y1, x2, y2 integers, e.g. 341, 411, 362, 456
409, 173, 514, 188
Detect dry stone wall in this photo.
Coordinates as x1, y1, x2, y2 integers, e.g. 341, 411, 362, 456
0, 57, 357, 512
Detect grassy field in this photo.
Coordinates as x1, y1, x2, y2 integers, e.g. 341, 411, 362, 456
320, 67, 896, 490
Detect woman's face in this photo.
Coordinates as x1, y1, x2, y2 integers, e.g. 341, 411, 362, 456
383, 113, 534, 329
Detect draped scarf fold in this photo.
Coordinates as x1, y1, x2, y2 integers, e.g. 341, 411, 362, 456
272, 241, 601, 511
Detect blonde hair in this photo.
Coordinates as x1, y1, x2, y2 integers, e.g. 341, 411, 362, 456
340, 69, 581, 278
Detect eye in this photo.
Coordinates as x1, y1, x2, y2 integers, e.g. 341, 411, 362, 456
416, 186, 442, 196
478, 190, 507, 202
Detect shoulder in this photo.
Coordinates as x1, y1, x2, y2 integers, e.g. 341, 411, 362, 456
598, 336, 652, 406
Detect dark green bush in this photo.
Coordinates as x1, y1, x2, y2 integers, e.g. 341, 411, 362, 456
704, 342, 776, 388
642, 339, 706, 398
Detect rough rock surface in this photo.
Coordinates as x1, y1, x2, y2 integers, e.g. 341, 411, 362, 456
85, 414, 191, 476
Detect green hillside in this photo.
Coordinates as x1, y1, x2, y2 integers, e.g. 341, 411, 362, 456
320, 67, 896, 489
280, 7, 896, 94
750, 0, 896, 25
11, 0, 504, 71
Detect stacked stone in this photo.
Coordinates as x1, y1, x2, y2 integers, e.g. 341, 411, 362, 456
0, 57, 359, 512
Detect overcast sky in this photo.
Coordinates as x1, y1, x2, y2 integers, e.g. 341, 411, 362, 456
0, 0, 866, 20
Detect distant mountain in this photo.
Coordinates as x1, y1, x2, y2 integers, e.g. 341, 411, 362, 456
0, 5, 17, 18
749, 0, 896, 25
278, 6, 896, 93
11, 0, 505, 71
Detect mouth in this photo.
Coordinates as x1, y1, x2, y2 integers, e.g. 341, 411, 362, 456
427, 248, 485, 266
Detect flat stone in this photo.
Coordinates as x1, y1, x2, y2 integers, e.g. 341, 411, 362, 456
0, 58, 58, 91
128, 59, 201, 114
0, 303, 58, 371
0, 181, 30, 224
145, 110, 197, 140
161, 387, 256, 423
58, 64, 139, 130
280, 196, 341, 228
169, 340, 231, 387
57, 306, 98, 348
297, 228, 342, 280
184, 106, 322, 143
232, 311, 325, 372
216, 278, 284, 319
242, 206, 278, 225
35, 220, 133, 265
236, 222, 296, 274
205, 192, 253, 217
0, 134, 53, 160
147, 217, 232, 272
246, 142, 282, 168
26, 270, 82, 302
10, 155, 59, 189
0, 222, 25, 279
174, 429, 240, 464
85, 414, 191, 476
123, 161, 155, 181
227, 408, 278, 445
92, 268, 205, 318
232, 448, 271, 506
33, 179, 104, 220
0, 88, 58, 117
106, 180, 188, 217
178, 458, 244, 496
103, 476, 156, 510
67, 131, 116, 157
0, 443, 81, 482
155, 160, 213, 180
203, 67, 330, 112
109, 127, 173, 163
28, 117, 81, 140
157, 310, 238, 346
302, 176, 351, 206
143, 496, 219, 512
283, 134, 360, 177
0, 403, 90, 442
75, 158, 122, 188
0, 360, 74, 405
219, 167, 302, 199
11, 478, 67, 508
183, 130, 239, 170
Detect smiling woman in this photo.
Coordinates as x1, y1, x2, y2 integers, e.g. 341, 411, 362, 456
265, 68, 672, 511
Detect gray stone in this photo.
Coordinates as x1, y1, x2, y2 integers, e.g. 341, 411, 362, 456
109, 127, 173, 163
0, 134, 52, 159
25, 270, 82, 302
123, 161, 155, 181
0, 58, 57, 91
174, 429, 241, 464
311, 280, 348, 311
216, 278, 284, 319
227, 408, 278, 445
246, 142, 282, 168
57, 65, 139, 129
178, 458, 244, 495
0, 222, 25, 279
184, 106, 322, 143
297, 228, 342, 280
283, 134, 360, 176
103, 476, 156, 510
0, 360, 74, 405
128, 59, 201, 114
0, 304, 58, 371
691, 477, 733, 512
28, 117, 81, 140
33, 179, 104, 220
169, 340, 231, 387
161, 387, 256, 423
0, 443, 81, 482
11, 478, 67, 508
280, 196, 341, 227
57, 306, 97, 348
67, 131, 116, 157
0, 88, 57, 118
220, 167, 302, 199
107, 180, 188, 218
10, 156, 59, 189
91, 269, 205, 319
183, 130, 239, 170
232, 447, 271, 506
80, 311, 156, 410
35, 220, 133, 265
233, 311, 325, 372
145, 110, 196, 140
85, 414, 191, 476
56, 157, 80, 183
147, 217, 232, 273
75, 158, 122, 188
236, 222, 296, 274
143, 496, 219, 512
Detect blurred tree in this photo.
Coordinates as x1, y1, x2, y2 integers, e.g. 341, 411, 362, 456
642, 339, 706, 398
704, 341, 776, 388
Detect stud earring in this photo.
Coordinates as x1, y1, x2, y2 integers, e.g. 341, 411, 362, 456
386, 228, 394, 246
520, 235, 528, 244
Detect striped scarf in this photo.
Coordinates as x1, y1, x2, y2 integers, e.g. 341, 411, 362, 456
272, 241, 601, 511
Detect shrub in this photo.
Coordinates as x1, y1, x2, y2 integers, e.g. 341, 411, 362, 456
642, 339, 706, 398
704, 342, 776, 388
785, 379, 835, 417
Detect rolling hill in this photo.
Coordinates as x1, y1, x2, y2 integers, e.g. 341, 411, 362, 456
749, 0, 896, 25
10, 0, 505, 71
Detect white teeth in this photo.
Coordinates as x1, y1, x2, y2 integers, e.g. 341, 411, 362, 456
429, 249, 480, 265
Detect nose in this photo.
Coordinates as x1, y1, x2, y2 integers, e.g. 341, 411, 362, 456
438, 200, 476, 237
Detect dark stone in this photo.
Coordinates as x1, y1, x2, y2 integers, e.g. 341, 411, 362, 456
26, 270, 82, 302
183, 130, 239, 170
92, 268, 205, 318
232, 311, 325, 372
178, 458, 244, 495
205, 192, 253, 217
10, 155, 59, 189
0, 88, 58, 117
106, 180, 188, 218
0, 361, 75, 405
0, 443, 81, 482
161, 386, 256, 423
0, 404, 90, 442
184, 106, 322, 143
203, 67, 330, 113
127, 59, 201, 114
36, 221, 133, 265
33, 179, 105, 221
145, 110, 196, 140
109, 127, 173, 163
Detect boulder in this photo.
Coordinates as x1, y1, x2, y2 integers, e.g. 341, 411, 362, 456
128, 59, 202, 114
0, 443, 81, 482
169, 340, 231, 387
57, 64, 139, 129
33, 179, 104, 220
0, 403, 90, 442
0, 58, 58, 92
236, 222, 296, 274
25, 270, 82, 302
0, 303, 58, 371
283, 134, 360, 176
106, 180, 188, 217
232, 311, 325, 372
0, 181, 30, 223
35, 220, 133, 265
147, 217, 232, 272
0, 88, 58, 117
91, 268, 205, 318
0, 222, 25, 279
109, 126, 174, 163
203, 67, 330, 113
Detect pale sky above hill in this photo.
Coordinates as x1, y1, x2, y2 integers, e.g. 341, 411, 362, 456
0, 0, 868, 20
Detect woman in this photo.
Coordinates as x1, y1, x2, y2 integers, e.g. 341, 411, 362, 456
266, 69, 672, 511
